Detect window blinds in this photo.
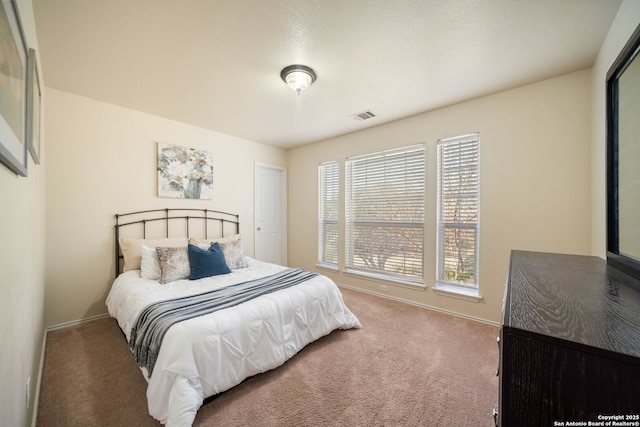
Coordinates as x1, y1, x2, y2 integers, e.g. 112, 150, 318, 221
345, 144, 425, 282
437, 134, 480, 288
318, 161, 339, 266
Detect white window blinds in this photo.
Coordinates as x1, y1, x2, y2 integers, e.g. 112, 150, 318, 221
437, 133, 480, 288
345, 144, 425, 282
318, 161, 339, 267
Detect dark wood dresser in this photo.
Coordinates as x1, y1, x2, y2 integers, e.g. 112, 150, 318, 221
498, 250, 640, 427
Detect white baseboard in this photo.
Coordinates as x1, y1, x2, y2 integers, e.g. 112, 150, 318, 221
337, 282, 500, 328
46, 312, 110, 332
31, 328, 47, 427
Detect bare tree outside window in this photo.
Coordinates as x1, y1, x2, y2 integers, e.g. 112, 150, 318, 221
437, 134, 480, 288
346, 145, 425, 282
318, 161, 339, 267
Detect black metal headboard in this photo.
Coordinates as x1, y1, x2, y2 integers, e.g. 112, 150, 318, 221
115, 208, 240, 276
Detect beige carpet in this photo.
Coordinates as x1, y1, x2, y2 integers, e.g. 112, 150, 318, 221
37, 288, 499, 426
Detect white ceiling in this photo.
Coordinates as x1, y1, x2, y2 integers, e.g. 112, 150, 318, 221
33, 0, 622, 149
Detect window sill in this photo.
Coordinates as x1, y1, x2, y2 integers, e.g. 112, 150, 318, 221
433, 283, 482, 302
316, 263, 339, 272
344, 268, 427, 291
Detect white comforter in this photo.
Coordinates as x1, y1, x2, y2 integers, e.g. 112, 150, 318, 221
106, 258, 361, 426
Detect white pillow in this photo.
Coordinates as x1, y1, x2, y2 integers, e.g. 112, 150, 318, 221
140, 245, 161, 280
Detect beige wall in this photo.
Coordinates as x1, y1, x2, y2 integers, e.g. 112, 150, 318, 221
591, 0, 640, 258
288, 70, 592, 324
44, 89, 286, 327
0, 2, 46, 426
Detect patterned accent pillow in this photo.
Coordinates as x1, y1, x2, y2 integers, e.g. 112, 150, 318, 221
219, 238, 249, 269
156, 246, 190, 284
190, 235, 248, 270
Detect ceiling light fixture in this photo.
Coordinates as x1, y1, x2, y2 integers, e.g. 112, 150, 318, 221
280, 64, 316, 95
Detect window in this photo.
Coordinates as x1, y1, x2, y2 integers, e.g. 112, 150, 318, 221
436, 133, 480, 290
318, 161, 339, 268
345, 144, 425, 284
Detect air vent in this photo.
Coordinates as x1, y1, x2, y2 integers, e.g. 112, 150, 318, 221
351, 110, 376, 121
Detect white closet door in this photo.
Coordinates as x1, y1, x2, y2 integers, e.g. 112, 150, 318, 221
254, 163, 287, 265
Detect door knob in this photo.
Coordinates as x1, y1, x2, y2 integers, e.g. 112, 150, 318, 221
256, 227, 262, 231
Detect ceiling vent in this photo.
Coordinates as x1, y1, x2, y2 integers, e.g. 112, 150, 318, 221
351, 110, 376, 121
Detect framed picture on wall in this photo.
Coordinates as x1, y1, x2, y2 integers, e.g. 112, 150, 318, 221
0, 0, 28, 176
26, 48, 41, 164
157, 143, 214, 199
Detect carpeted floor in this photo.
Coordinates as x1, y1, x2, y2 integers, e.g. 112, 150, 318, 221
37, 288, 499, 426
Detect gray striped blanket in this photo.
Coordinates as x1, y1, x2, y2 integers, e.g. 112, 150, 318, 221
129, 268, 319, 377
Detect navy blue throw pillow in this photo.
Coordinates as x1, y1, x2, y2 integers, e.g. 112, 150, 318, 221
188, 242, 231, 280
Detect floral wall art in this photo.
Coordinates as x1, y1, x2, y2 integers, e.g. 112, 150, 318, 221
157, 142, 213, 199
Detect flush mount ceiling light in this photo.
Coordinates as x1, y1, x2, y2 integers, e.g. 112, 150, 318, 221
280, 64, 316, 95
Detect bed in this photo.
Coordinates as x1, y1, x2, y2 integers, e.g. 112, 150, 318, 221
106, 208, 361, 426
